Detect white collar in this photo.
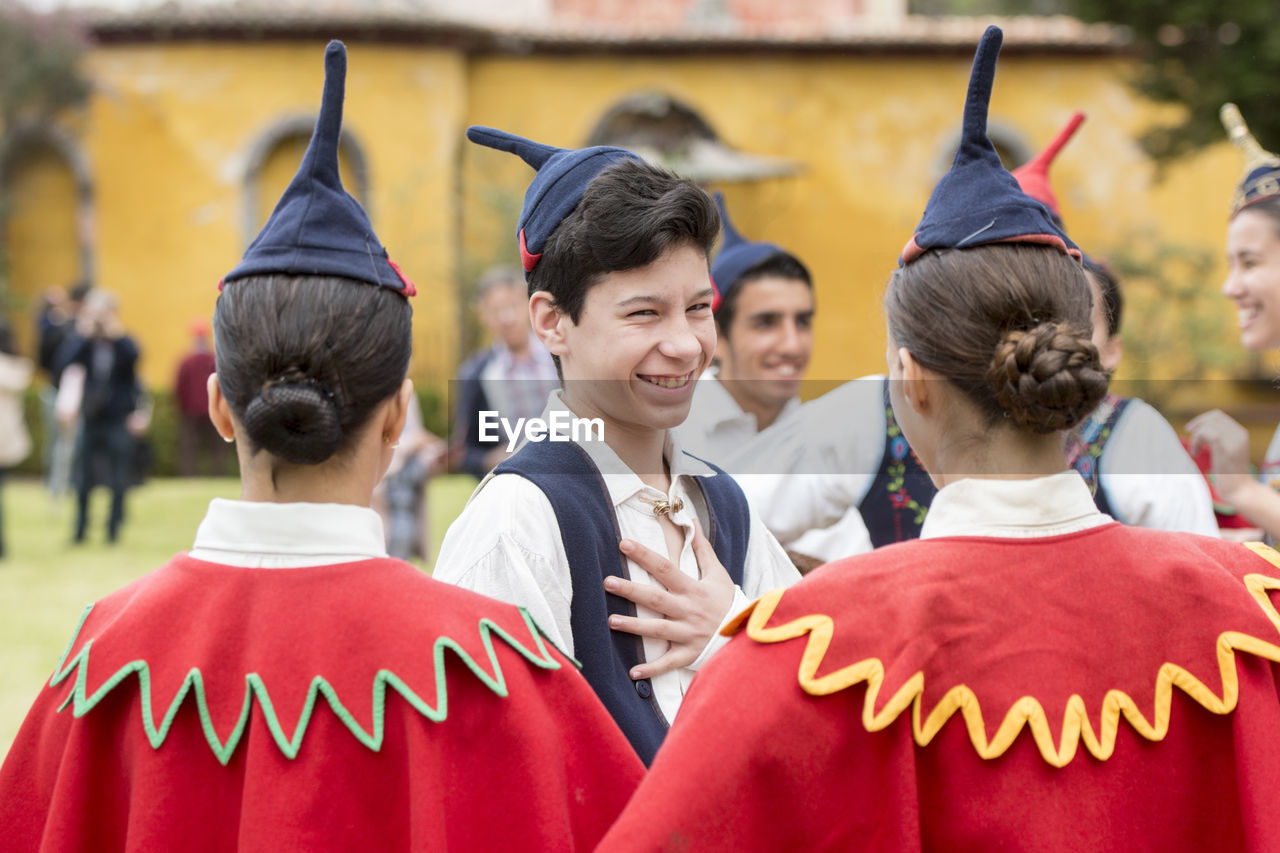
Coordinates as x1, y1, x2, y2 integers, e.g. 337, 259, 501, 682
542, 390, 716, 508
190, 498, 387, 567
920, 470, 1113, 540
696, 369, 800, 431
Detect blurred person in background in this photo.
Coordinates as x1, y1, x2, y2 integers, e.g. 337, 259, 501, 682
35, 281, 89, 499
173, 319, 228, 476
0, 318, 34, 559
371, 395, 447, 561
452, 264, 559, 478
57, 289, 140, 544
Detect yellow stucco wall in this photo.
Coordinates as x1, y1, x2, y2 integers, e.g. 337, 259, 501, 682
79, 41, 464, 390
2, 38, 1260, 424
463, 51, 1241, 389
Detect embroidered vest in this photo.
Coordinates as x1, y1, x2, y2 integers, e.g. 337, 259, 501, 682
496, 439, 749, 765
858, 379, 937, 548
1065, 394, 1132, 519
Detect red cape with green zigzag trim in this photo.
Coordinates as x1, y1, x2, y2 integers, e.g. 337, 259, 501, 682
602, 526, 1280, 851
0, 555, 643, 851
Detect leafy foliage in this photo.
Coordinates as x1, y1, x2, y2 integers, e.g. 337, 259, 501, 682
1069, 0, 1278, 164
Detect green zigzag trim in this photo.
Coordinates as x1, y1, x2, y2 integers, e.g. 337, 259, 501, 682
49, 604, 573, 766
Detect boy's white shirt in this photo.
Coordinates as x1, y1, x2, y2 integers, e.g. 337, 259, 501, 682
433, 390, 801, 724
676, 370, 874, 561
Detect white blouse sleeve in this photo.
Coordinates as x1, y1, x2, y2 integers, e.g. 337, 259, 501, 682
432, 474, 577, 655
1099, 398, 1220, 537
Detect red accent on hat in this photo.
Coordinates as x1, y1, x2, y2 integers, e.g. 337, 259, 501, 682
1012, 112, 1085, 219
992, 232, 1083, 262
709, 273, 722, 313
216, 277, 225, 292
519, 229, 542, 273
899, 234, 926, 265
387, 258, 417, 297
901, 232, 1082, 265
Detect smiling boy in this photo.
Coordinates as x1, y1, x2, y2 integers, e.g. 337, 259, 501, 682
433, 128, 800, 765
677, 194, 873, 567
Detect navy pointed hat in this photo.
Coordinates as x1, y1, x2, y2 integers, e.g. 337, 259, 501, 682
466, 126, 638, 276
900, 26, 1079, 266
1220, 103, 1280, 217
221, 41, 416, 296
709, 192, 794, 312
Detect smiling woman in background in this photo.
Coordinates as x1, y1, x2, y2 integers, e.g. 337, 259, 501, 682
1189, 105, 1280, 540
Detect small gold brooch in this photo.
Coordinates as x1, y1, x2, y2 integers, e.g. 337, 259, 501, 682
638, 494, 684, 518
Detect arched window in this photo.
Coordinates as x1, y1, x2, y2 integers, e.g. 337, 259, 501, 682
931, 119, 1032, 179
242, 115, 369, 243
587, 92, 796, 183
1, 125, 93, 331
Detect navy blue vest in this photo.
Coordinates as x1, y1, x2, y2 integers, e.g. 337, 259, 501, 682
858, 378, 938, 548
496, 439, 749, 765
1067, 394, 1133, 519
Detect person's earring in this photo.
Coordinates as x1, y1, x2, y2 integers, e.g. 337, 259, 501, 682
223, 435, 235, 444
383, 432, 399, 449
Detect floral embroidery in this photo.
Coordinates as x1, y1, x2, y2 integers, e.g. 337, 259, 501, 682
1065, 393, 1125, 496
885, 400, 928, 527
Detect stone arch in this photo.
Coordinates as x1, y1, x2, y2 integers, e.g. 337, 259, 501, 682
0, 123, 94, 322
241, 114, 370, 245
587, 92, 796, 182
931, 118, 1033, 180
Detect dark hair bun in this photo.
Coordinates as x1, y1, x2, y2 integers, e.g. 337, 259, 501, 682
989, 323, 1107, 434
241, 379, 344, 465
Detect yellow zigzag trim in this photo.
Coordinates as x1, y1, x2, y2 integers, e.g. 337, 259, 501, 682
48, 604, 570, 766
743, 557, 1280, 768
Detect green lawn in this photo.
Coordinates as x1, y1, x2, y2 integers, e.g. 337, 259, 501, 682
0, 474, 476, 760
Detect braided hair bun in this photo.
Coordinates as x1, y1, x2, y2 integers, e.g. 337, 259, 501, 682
989, 322, 1108, 434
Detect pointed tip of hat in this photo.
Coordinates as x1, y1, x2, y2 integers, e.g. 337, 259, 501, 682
466, 125, 563, 171
1221, 103, 1280, 173
1011, 111, 1085, 216
1024, 111, 1085, 173
298, 39, 347, 187
713, 191, 746, 249
958, 27, 1003, 150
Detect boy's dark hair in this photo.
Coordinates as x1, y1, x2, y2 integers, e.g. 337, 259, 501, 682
213, 274, 411, 466
528, 159, 720, 323
1084, 259, 1123, 338
714, 252, 812, 339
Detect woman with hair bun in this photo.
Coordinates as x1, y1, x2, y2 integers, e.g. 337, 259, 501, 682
0, 42, 641, 851
602, 28, 1280, 851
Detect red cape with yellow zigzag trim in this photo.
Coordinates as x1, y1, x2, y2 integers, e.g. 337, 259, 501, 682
602, 525, 1280, 851
0, 555, 643, 851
